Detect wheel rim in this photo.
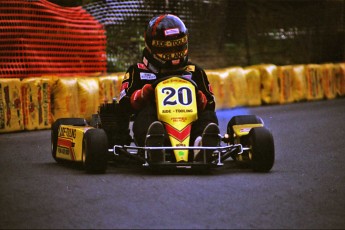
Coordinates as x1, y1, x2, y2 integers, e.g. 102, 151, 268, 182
248, 145, 253, 160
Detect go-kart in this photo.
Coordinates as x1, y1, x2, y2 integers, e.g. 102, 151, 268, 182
51, 75, 275, 173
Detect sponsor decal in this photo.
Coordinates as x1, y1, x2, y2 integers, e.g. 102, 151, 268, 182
186, 65, 195, 72
164, 28, 180, 36
120, 82, 129, 91
137, 63, 148, 70
171, 117, 187, 122
58, 127, 77, 139
140, 72, 156, 80
143, 57, 148, 66
240, 128, 252, 133
175, 109, 193, 113
182, 74, 192, 79
156, 50, 185, 61
178, 151, 185, 156
119, 89, 126, 100
172, 59, 180, 65
57, 126, 78, 160
57, 138, 76, 160
152, 36, 187, 48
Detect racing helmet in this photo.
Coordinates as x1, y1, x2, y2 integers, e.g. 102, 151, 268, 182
143, 14, 189, 73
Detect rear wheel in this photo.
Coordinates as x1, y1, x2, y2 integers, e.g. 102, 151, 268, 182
248, 127, 275, 172
51, 118, 87, 163
82, 129, 108, 174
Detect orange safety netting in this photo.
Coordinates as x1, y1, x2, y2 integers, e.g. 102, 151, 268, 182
0, 0, 107, 78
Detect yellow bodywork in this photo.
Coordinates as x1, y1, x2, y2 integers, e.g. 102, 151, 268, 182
232, 124, 264, 137
56, 125, 93, 161
155, 77, 198, 162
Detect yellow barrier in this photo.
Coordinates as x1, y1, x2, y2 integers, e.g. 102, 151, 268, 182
78, 78, 100, 121
305, 64, 324, 100
51, 77, 80, 121
206, 70, 225, 110
224, 67, 248, 108
320, 63, 337, 100
277, 65, 294, 104
249, 64, 280, 105
334, 63, 345, 97
0, 62, 344, 133
99, 72, 124, 104
22, 78, 52, 130
291, 65, 307, 102
0, 78, 24, 133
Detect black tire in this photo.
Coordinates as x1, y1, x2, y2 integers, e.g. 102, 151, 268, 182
51, 118, 87, 163
82, 129, 108, 174
248, 127, 275, 172
227, 115, 264, 144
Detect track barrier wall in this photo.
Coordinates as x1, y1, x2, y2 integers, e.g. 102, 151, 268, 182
0, 63, 344, 133
0, 1, 344, 133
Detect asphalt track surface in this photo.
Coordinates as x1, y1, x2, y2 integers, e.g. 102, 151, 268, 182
1, 98, 345, 229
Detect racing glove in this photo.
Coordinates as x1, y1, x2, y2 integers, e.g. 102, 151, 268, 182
130, 84, 154, 110
196, 90, 207, 111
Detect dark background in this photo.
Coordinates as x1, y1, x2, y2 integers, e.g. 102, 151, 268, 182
48, 0, 344, 72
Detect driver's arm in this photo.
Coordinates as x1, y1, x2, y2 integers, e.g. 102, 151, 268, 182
119, 64, 155, 111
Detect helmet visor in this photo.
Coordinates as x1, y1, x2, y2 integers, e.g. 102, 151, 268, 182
150, 35, 188, 61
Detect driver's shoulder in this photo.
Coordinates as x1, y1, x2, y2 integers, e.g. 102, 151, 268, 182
132, 63, 151, 72
126, 62, 152, 74
126, 63, 156, 81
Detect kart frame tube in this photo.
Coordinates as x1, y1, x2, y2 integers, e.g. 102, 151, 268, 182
110, 144, 245, 166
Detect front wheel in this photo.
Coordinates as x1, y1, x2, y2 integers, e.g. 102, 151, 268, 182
248, 127, 275, 172
227, 115, 263, 145
82, 129, 108, 174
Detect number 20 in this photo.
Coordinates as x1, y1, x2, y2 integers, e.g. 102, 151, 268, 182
162, 87, 192, 106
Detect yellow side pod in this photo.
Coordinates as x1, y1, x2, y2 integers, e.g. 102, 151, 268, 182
232, 124, 264, 137
56, 124, 93, 161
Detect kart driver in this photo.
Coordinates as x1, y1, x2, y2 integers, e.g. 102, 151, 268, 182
118, 14, 220, 161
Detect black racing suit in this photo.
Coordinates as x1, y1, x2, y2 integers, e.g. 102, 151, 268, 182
118, 62, 219, 147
